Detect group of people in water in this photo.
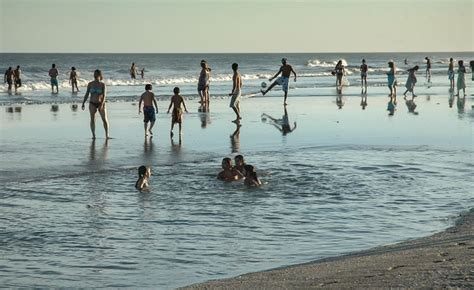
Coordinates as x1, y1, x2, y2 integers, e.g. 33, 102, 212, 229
135, 154, 262, 192
332, 57, 471, 99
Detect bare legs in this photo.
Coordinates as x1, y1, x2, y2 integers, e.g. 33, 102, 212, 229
89, 104, 110, 139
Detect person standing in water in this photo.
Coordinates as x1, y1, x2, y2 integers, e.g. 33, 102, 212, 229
360, 59, 368, 92
138, 84, 158, 137
81, 69, 110, 139
140, 68, 145, 79
13, 65, 22, 92
229, 62, 242, 123
261, 58, 297, 105
130, 63, 137, 79
470, 60, 474, 81
197, 60, 211, 104
4, 67, 14, 92
69, 67, 80, 93
333, 60, 345, 93
49, 64, 59, 94
456, 60, 466, 97
167, 87, 188, 137
386, 61, 397, 101
448, 58, 455, 90
425, 57, 431, 83
403, 65, 419, 98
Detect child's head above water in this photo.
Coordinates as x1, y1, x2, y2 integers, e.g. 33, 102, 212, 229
138, 165, 151, 178
221, 157, 232, 169
234, 155, 244, 166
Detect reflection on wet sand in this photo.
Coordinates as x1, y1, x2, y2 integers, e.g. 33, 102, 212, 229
360, 93, 368, 110
405, 96, 419, 115
88, 139, 109, 163
230, 122, 241, 153
198, 104, 211, 128
261, 105, 297, 136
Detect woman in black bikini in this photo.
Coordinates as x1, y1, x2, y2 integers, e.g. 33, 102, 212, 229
81, 69, 110, 139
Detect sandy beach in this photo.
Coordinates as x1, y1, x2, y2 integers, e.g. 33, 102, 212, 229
182, 208, 474, 289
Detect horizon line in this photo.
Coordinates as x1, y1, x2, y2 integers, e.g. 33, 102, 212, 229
1, 51, 473, 55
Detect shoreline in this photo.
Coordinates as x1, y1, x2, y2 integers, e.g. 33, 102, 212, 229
181, 208, 474, 289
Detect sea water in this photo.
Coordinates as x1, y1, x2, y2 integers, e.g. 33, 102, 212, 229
0, 53, 473, 288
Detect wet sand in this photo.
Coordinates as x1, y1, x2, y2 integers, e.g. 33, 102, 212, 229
181, 208, 474, 289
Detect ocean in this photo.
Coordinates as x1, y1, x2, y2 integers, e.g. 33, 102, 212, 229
1, 53, 473, 288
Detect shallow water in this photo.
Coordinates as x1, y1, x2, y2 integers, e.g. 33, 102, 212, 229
1, 94, 473, 288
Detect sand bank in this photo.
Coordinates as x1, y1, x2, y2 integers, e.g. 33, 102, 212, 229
182, 209, 473, 289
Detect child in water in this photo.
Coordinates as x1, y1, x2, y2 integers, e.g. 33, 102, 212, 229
243, 165, 262, 187
135, 165, 151, 191
217, 158, 243, 181
233, 155, 246, 177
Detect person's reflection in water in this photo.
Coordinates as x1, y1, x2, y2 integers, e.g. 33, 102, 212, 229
89, 139, 109, 163
360, 93, 368, 110
171, 134, 182, 156
336, 94, 344, 109
261, 105, 297, 136
457, 95, 466, 114
198, 104, 210, 128
405, 96, 419, 115
143, 136, 154, 158
387, 97, 396, 116
230, 122, 241, 153
449, 88, 455, 108
71, 103, 78, 112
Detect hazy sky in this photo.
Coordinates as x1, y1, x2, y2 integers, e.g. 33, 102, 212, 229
1, 0, 472, 53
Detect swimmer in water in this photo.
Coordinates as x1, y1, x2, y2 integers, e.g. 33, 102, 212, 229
243, 164, 262, 187
135, 165, 151, 191
217, 157, 243, 181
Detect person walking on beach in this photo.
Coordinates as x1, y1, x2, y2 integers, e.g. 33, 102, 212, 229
229, 63, 242, 123
13, 65, 22, 92
130, 63, 137, 79
360, 59, 368, 92
455, 60, 466, 97
448, 58, 455, 90
138, 84, 158, 137
198, 60, 211, 104
69, 67, 79, 93
4, 67, 14, 92
167, 87, 188, 137
333, 60, 345, 93
386, 61, 397, 101
261, 58, 297, 105
81, 69, 110, 139
425, 57, 431, 83
49, 64, 59, 94
403, 65, 419, 98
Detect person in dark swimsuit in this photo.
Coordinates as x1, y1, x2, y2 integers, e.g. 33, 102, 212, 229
81, 69, 110, 139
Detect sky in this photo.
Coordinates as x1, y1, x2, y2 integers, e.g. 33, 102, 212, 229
0, 0, 472, 53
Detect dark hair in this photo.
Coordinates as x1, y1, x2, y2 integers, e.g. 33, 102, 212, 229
388, 61, 394, 68
16, 65, 20, 69
413, 65, 419, 70
201, 61, 206, 69
173, 87, 180, 94
94, 69, 103, 80
362, 59, 366, 63
244, 164, 258, 180
145, 84, 152, 91
138, 165, 147, 177
458, 60, 464, 66
232, 63, 238, 71
52, 64, 56, 68
235, 154, 244, 162
470, 60, 474, 67
222, 157, 232, 166
71, 67, 76, 70
450, 58, 453, 62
